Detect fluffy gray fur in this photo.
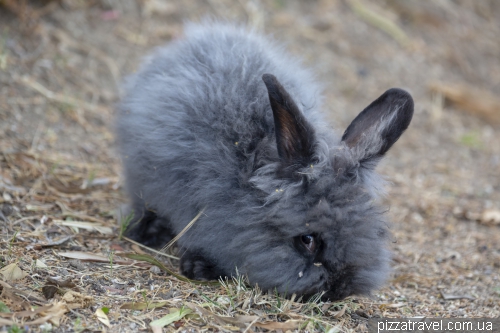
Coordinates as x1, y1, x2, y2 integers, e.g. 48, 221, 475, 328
116, 22, 414, 301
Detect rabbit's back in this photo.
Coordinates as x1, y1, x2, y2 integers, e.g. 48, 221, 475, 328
117, 23, 322, 231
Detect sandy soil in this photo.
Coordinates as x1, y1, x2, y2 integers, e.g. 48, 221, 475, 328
0, 0, 499, 332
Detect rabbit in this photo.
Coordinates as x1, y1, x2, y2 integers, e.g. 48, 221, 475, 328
116, 22, 414, 301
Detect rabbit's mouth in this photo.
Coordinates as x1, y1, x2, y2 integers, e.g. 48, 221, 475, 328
311, 265, 357, 302
296, 280, 353, 302
321, 281, 355, 302
300, 286, 353, 302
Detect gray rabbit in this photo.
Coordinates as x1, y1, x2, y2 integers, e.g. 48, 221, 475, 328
116, 22, 413, 301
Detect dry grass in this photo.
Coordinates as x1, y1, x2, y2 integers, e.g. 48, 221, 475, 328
1, 0, 499, 332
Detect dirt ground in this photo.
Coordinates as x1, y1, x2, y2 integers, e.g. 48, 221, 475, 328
0, 0, 499, 332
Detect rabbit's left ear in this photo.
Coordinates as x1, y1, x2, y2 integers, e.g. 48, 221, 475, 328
262, 74, 315, 167
341, 88, 413, 167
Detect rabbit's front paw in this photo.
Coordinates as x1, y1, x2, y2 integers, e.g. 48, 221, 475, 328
180, 251, 226, 281
125, 209, 174, 248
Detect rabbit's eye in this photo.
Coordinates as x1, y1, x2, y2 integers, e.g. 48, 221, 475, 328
301, 235, 316, 253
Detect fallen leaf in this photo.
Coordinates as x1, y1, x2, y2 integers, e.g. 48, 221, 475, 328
58, 251, 133, 264
47, 277, 78, 289
428, 81, 500, 124
331, 304, 347, 319
62, 291, 93, 309
53, 220, 112, 234
35, 236, 74, 248
35, 259, 48, 268
131, 244, 147, 254
26, 204, 55, 211
150, 307, 193, 329
0, 302, 68, 326
379, 303, 407, 310
440, 291, 475, 300
95, 307, 111, 328
31, 302, 67, 326
254, 320, 301, 330
5, 304, 59, 318
480, 209, 500, 226
103, 286, 125, 295
0, 263, 28, 281
110, 243, 125, 251
120, 301, 168, 310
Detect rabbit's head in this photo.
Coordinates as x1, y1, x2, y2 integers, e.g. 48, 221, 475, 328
228, 74, 414, 300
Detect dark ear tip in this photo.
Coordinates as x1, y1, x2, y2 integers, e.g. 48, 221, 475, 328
262, 73, 276, 86
385, 87, 412, 97
385, 88, 414, 111
262, 74, 282, 101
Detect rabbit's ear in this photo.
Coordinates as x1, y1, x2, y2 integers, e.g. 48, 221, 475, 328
341, 88, 413, 166
262, 74, 315, 166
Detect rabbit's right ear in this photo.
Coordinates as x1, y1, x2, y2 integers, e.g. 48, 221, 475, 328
341, 88, 413, 168
262, 74, 315, 168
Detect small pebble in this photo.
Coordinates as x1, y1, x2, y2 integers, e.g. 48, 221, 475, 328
149, 266, 161, 274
